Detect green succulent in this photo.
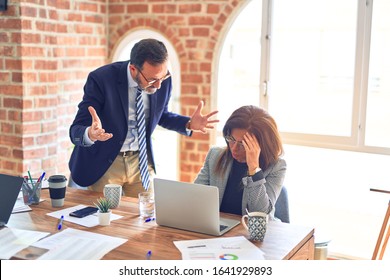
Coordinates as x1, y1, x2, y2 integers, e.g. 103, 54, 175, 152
94, 197, 112, 213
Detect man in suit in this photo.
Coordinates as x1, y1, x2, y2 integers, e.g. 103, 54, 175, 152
69, 38, 218, 197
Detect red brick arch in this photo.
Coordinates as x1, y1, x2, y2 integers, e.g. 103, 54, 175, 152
108, 18, 186, 61
108, 0, 244, 65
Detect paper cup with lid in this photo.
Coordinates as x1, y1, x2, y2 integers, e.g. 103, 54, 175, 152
48, 175, 67, 207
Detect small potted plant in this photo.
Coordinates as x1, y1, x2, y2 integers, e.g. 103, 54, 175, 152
94, 197, 112, 226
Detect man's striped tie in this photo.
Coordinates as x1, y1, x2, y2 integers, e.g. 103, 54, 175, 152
136, 87, 150, 191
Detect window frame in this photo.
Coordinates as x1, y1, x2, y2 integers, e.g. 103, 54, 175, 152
259, 0, 390, 155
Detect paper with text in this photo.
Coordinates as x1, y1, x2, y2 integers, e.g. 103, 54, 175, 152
33, 228, 127, 260
174, 236, 265, 260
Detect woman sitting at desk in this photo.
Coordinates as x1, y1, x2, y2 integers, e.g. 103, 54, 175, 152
194, 105, 286, 219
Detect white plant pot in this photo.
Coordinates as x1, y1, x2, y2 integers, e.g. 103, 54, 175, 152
98, 211, 111, 226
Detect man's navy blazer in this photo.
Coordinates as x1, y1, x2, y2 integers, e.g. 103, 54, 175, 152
69, 61, 190, 187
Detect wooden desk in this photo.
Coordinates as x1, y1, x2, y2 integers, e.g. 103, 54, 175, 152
7, 188, 314, 260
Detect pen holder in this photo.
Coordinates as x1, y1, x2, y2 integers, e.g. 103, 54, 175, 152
22, 179, 42, 205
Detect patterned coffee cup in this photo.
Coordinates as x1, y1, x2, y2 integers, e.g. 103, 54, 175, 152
103, 184, 122, 209
241, 211, 268, 241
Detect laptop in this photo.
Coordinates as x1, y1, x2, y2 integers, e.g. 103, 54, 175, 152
154, 178, 240, 236
0, 174, 24, 227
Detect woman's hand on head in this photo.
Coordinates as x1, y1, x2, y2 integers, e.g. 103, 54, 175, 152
242, 132, 261, 171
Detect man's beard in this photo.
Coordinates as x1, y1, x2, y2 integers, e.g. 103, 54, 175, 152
145, 87, 157, 94
136, 76, 157, 95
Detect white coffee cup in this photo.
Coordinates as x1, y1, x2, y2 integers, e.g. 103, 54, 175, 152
103, 184, 122, 209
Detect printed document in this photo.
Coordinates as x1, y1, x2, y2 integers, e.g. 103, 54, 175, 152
174, 236, 265, 260
33, 228, 127, 260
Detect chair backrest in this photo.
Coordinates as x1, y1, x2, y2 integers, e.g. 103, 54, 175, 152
275, 186, 290, 223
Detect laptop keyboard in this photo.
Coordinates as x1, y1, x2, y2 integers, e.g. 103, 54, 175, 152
220, 224, 228, 232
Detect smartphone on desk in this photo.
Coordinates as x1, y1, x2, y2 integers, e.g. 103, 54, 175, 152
69, 206, 98, 218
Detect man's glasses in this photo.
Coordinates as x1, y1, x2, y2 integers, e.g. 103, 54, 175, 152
224, 135, 245, 149
137, 67, 171, 86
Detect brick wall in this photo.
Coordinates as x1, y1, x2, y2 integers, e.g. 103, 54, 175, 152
0, 0, 245, 182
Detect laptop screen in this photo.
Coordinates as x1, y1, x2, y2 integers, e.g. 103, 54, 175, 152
0, 174, 24, 226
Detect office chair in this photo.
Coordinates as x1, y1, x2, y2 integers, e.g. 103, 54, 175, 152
275, 185, 290, 223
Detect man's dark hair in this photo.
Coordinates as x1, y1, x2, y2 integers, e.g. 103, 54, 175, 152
130, 38, 168, 69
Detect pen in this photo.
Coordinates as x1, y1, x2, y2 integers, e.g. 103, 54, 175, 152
37, 171, 46, 183
146, 250, 152, 260
27, 170, 35, 187
23, 176, 32, 192
27, 171, 39, 202
144, 217, 155, 223
57, 215, 64, 230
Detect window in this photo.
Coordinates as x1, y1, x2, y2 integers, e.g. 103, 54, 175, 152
215, 0, 262, 145
215, 0, 390, 259
365, 0, 390, 149
217, 0, 390, 155
269, 0, 357, 138
266, 0, 390, 154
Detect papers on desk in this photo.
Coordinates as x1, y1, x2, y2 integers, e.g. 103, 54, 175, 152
174, 236, 265, 260
12, 192, 32, 213
46, 204, 123, 227
12, 190, 46, 214
0, 227, 127, 260
10, 180, 48, 214
33, 228, 127, 260
0, 228, 50, 259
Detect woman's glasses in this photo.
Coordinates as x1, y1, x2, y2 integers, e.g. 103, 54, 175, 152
224, 135, 245, 149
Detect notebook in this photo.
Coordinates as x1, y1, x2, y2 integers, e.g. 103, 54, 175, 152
154, 178, 240, 236
0, 174, 24, 227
